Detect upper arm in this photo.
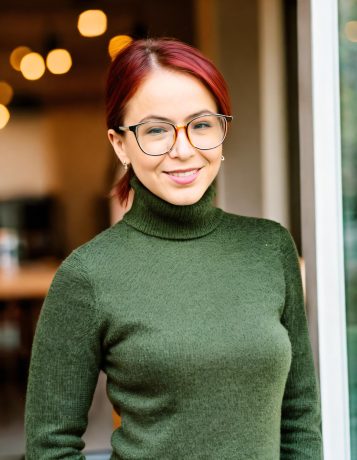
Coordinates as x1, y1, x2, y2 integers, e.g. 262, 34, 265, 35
277, 225, 322, 459
25, 252, 103, 459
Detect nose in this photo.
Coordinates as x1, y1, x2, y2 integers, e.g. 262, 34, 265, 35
168, 126, 196, 159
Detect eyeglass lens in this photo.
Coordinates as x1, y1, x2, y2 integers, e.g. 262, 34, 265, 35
136, 114, 227, 156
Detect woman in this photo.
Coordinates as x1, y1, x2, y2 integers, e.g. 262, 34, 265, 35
25, 38, 322, 459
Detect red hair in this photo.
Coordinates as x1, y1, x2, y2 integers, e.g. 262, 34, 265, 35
106, 37, 232, 204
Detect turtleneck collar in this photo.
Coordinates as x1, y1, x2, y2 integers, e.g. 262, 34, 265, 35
122, 176, 223, 240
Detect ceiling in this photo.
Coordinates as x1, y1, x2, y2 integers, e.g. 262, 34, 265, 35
0, 0, 195, 107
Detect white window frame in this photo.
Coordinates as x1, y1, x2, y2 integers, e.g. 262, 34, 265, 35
298, 1, 351, 459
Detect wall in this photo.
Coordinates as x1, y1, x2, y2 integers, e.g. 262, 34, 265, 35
0, 111, 59, 198
216, 0, 262, 217
0, 104, 115, 253
195, 0, 289, 227
44, 104, 114, 251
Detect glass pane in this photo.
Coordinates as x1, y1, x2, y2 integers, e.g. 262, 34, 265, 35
339, 0, 357, 456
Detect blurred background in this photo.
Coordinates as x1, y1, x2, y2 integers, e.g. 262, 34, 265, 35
0, 0, 356, 459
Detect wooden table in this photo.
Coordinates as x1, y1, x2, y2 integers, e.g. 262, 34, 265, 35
0, 260, 59, 371
0, 260, 58, 300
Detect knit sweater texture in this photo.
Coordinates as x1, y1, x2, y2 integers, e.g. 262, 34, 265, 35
25, 177, 322, 459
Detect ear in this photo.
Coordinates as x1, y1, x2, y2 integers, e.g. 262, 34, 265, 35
108, 129, 131, 166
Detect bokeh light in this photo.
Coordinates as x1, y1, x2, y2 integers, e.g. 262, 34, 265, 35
108, 35, 133, 60
10, 46, 32, 71
46, 49, 72, 74
0, 81, 14, 105
77, 10, 107, 37
0, 104, 10, 129
20, 52, 46, 80
345, 21, 357, 42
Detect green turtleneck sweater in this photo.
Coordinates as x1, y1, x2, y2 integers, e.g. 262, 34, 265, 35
25, 177, 322, 459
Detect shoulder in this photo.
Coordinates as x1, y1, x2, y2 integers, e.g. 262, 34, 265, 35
71, 220, 129, 261
217, 210, 297, 254
54, 221, 130, 281
220, 210, 286, 238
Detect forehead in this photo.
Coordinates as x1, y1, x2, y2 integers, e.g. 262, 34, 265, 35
123, 68, 217, 123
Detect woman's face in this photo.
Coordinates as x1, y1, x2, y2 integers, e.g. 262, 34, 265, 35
108, 68, 223, 206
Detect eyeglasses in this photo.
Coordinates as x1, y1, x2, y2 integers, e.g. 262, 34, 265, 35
115, 113, 233, 156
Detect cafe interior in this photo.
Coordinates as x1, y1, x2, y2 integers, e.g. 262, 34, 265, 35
2, 1, 356, 458
0, 0, 311, 457
0, 1, 196, 458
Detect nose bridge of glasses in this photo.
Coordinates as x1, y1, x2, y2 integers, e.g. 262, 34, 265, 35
174, 123, 188, 135
173, 123, 193, 146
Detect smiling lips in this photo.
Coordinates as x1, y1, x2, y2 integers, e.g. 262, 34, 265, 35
165, 167, 202, 185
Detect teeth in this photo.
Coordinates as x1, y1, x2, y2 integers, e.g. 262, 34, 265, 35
170, 169, 198, 177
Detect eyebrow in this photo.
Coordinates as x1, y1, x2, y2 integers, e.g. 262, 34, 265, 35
138, 110, 215, 124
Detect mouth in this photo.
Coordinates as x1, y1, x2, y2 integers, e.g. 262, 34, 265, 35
164, 167, 202, 177
163, 167, 203, 185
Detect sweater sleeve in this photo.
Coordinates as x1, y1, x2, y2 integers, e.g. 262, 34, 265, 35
278, 225, 322, 459
25, 252, 103, 460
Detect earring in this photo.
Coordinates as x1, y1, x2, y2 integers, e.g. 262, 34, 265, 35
123, 161, 129, 171
221, 155, 225, 162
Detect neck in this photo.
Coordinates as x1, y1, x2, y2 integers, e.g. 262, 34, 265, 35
122, 176, 223, 240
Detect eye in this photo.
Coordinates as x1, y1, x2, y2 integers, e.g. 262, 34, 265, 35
146, 127, 167, 135
192, 120, 212, 130
141, 121, 173, 137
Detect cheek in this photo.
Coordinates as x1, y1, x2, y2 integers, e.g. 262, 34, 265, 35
130, 150, 164, 175
204, 147, 223, 167
123, 138, 150, 168
123, 136, 141, 159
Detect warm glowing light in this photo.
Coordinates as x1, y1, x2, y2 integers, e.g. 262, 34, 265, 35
345, 21, 357, 42
46, 49, 72, 74
108, 35, 133, 60
0, 82, 14, 105
0, 104, 10, 129
77, 10, 107, 37
20, 52, 46, 80
10, 46, 32, 71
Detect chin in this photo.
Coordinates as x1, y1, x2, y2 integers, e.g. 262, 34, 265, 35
162, 187, 206, 206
